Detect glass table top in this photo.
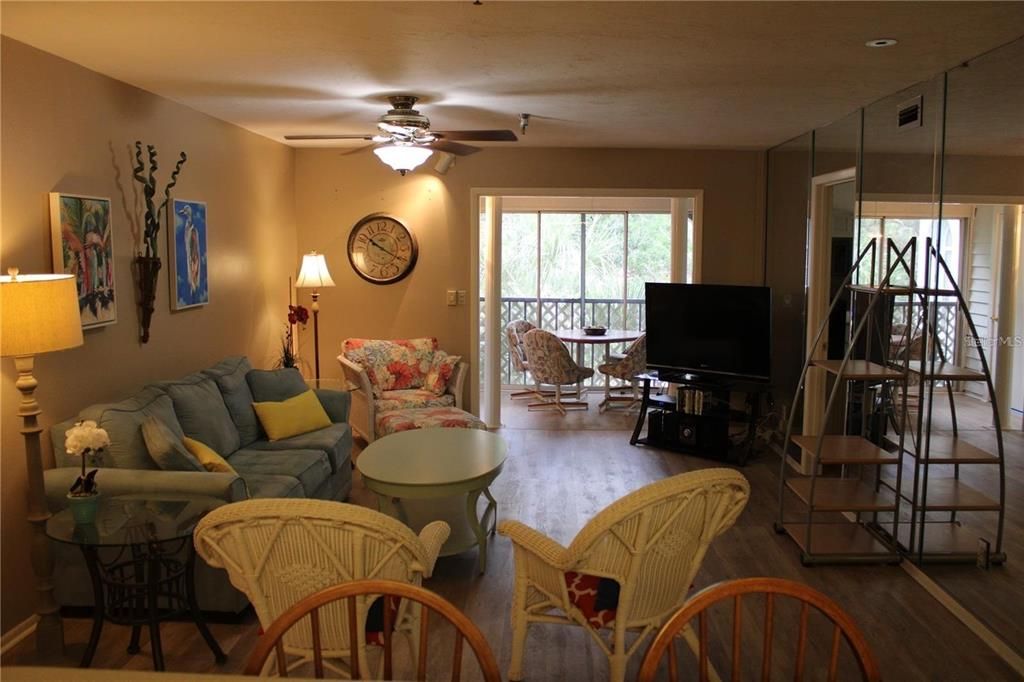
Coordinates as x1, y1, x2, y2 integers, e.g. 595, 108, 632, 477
46, 494, 224, 547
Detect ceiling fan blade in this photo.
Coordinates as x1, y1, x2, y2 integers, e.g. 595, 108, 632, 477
430, 140, 481, 156
340, 144, 375, 157
434, 130, 518, 142
284, 134, 375, 141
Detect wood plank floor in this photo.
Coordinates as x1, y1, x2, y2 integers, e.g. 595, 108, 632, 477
4, 392, 1020, 680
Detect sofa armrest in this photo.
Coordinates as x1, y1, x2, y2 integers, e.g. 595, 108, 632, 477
338, 354, 376, 442
44, 467, 246, 511
315, 388, 351, 423
447, 361, 469, 410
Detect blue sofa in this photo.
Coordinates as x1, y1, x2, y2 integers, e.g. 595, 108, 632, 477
44, 356, 353, 612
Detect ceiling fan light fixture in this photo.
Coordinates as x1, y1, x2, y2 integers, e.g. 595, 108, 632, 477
373, 143, 433, 175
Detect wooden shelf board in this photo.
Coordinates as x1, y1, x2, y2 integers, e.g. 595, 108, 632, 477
888, 435, 999, 464
786, 478, 897, 512
908, 361, 986, 381
811, 360, 906, 381
886, 477, 1001, 511
783, 522, 894, 555
896, 522, 987, 556
791, 435, 899, 464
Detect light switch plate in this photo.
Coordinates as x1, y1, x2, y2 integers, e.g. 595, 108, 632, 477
446, 290, 457, 306
457, 290, 467, 305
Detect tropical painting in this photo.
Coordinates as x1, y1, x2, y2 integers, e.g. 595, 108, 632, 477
49, 193, 116, 328
171, 199, 208, 310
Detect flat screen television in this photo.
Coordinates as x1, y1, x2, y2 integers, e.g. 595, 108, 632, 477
645, 283, 772, 382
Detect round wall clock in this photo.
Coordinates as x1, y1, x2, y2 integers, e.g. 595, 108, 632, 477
347, 214, 419, 284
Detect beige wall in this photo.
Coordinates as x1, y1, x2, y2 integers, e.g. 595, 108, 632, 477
0, 38, 296, 632
293, 147, 765, 383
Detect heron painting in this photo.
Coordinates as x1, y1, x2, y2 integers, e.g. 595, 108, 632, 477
171, 199, 208, 310
49, 193, 116, 328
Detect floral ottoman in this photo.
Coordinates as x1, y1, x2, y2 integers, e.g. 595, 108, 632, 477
376, 407, 487, 438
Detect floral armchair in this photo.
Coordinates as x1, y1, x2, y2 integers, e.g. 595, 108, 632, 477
338, 338, 469, 442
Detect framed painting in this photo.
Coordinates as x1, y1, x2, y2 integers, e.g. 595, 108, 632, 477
49, 192, 116, 328
170, 199, 209, 310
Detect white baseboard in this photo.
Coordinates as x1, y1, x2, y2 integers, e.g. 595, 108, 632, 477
1, 615, 39, 656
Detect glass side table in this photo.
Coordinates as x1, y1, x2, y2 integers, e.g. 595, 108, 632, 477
46, 494, 227, 671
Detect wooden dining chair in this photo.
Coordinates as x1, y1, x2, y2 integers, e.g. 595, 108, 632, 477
637, 577, 881, 682
244, 579, 501, 682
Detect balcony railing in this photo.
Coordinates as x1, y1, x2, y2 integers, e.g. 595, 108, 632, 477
481, 296, 646, 387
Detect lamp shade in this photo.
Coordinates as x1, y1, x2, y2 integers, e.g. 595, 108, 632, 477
295, 252, 335, 289
1, 272, 84, 357
373, 144, 433, 174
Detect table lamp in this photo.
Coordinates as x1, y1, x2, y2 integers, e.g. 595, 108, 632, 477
295, 252, 335, 383
1, 268, 84, 656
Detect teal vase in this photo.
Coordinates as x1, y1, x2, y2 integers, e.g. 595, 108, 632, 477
67, 493, 100, 525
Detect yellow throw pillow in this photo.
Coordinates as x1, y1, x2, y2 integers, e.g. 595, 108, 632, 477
253, 389, 331, 441
182, 436, 237, 475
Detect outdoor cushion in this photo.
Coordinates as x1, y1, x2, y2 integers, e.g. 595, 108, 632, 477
244, 422, 352, 473
247, 367, 307, 403
77, 388, 183, 470
375, 407, 486, 437
241, 473, 304, 499
253, 390, 332, 441
342, 338, 439, 397
375, 390, 455, 412
228, 448, 331, 497
564, 571, 620, 630
204, 356, 262, 446
141, 416, 205, 472
159, 375, 241, 456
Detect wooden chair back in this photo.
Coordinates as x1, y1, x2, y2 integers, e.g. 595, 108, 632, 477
244, 579, 501, 682
637, 577, 881, 682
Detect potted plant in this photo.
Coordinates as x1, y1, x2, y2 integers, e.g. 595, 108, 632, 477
64, 420, 111, 525
132, 141, 187, 343
276, 304, 309, 369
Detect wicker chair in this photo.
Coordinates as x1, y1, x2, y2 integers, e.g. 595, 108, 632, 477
194, 499, 450, 677
521, 328, 595, 414
498, 468, 750, 682
637, 577, 881, 682
597, 334, 647, 412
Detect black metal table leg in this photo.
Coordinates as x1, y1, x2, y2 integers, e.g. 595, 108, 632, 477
128, 545, 146, 655
630, 377, 653, 444
147, 549, 164, 671
186, 546, 226, 664
79, 546, 105, 668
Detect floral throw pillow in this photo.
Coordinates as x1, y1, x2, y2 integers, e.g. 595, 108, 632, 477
423, 352, 461, 395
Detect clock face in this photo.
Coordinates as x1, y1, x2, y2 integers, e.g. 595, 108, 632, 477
347, 214, 419, 284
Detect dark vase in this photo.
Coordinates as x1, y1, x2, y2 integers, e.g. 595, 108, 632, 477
134, 255, 161, 343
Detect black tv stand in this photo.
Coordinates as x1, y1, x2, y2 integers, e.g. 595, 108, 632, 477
629, 371, 766, 465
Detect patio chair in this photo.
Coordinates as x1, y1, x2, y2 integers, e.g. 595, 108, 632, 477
597, 334, 646, 412
505, 319, 545, 400
498, 468, 750, 682
194, 499, 450, 677
521, 328, 594, 414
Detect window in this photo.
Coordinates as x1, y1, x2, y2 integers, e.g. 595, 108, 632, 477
856, 217, 962, 288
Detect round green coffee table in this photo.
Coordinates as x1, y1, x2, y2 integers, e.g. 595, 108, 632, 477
356, 428, 506, 574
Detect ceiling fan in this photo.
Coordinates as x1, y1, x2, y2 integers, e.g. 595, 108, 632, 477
285, 95, 518, 174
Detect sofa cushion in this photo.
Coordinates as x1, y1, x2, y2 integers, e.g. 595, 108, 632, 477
375, 390, 455, 412
342, 338, 439, 397
376, 407, 486, 437
244, 422, 352, 474
241, 473, 305, 499
247, 367, 308, 403
141, 416, 205, 472
204, 356, 262, 446
253, 390, 332, 441
228, 448, 331, 497
77, 387, 183, 470
159, 375, 241, 456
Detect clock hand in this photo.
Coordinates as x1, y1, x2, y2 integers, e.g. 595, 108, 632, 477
368, 237, 408, 262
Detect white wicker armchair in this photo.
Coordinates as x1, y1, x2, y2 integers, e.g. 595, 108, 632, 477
498, 468, 750, 682
194, 499, 450, 676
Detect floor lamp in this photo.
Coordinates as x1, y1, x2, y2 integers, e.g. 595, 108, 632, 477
295, 251, 335, 385
1, 269, 84, 657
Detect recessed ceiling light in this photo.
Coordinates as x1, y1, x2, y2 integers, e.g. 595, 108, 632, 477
866, 38, 898, 48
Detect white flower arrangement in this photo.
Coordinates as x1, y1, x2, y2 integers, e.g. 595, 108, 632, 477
64, 420, 111, 496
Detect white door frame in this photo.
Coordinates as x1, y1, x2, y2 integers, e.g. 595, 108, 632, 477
469, 188, 704, 427
799, 168, 856, 472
